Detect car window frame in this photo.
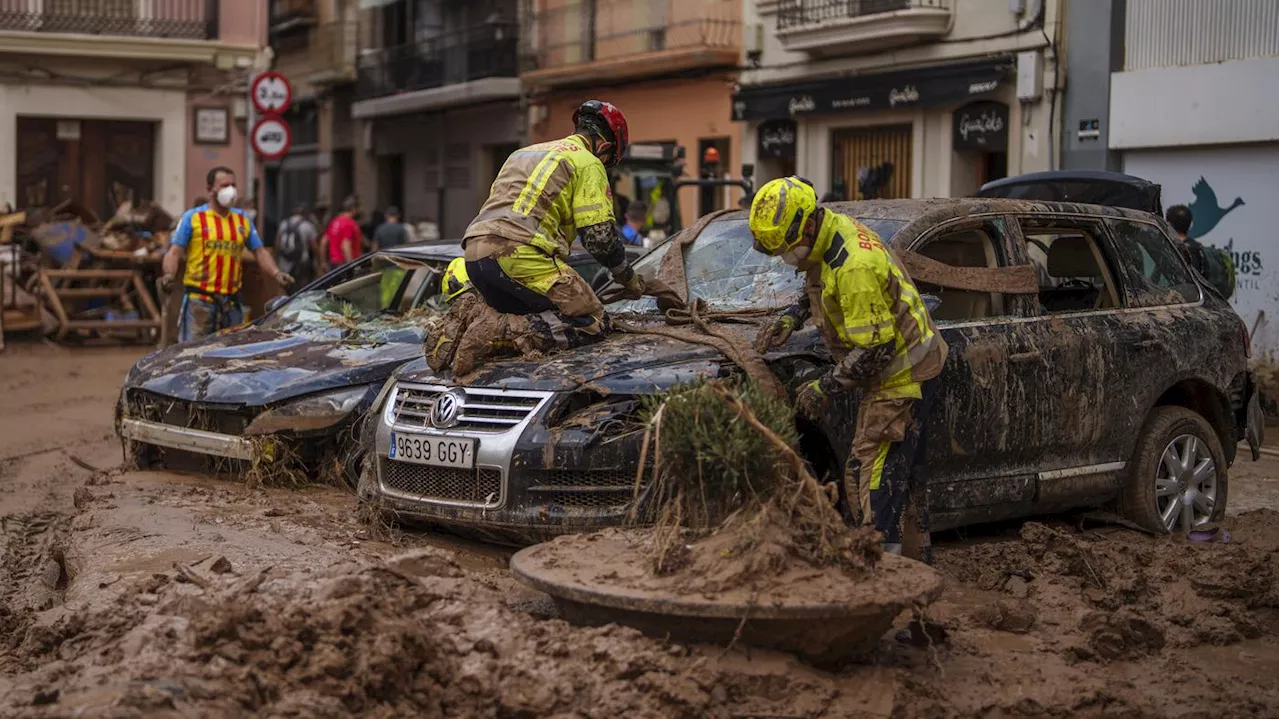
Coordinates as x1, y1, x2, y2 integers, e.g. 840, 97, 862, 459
1012, 213, 1126, 318
1099, 216, 1205, 309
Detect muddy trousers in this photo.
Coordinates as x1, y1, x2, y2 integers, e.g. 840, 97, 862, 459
844, 378, 938, 564
178, 290, 243, 344
465, 255, 610, 352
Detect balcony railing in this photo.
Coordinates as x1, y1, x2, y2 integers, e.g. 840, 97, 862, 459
356, 23, 519, 101
270, 0, 316, 36
309, 20, 357, 85
777, 0, 942, 30
521, 0, 739, 72
0, 0, 217, 40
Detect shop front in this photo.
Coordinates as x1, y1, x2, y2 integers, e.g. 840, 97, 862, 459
733, 57, 1036, 199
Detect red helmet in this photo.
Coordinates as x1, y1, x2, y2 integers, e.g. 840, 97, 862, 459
572, 100, 629, 167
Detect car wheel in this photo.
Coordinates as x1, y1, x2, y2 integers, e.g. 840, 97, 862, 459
1120, 406, 1227, 534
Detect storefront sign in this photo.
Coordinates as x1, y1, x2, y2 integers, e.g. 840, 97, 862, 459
952, 101, 1009, 151
731, 59, 1010, 122
1123, 146, 1278, 356
757, 119, 797, 160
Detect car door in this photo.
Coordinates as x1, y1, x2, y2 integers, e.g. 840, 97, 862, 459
903, 215, 1045, 527
1010, 213, 1130, 511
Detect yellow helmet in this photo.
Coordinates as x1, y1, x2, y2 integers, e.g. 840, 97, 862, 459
442, 257, 472, 302
748, 176, 818, 255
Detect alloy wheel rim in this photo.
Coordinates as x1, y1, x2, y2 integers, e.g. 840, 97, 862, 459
1154, 433, 1217, 532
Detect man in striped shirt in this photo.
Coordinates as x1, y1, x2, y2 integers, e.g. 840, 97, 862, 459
162, 166, 294, 342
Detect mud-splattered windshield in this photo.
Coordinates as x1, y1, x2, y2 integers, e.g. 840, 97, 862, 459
259, 253, 448, 337
606, 216, 907, 314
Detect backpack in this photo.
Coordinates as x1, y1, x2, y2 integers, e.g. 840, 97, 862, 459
277, 218, 307, 264
1187, 238, 1236, 299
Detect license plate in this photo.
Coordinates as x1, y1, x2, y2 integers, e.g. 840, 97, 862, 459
389, 432, 476, 469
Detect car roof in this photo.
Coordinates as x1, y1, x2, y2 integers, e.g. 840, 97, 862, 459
707, 197, 1161, 247
379, 239, 606, 262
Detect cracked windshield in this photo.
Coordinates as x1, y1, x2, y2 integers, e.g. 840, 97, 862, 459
608, 217, 906, 314
261, 254, 444, 335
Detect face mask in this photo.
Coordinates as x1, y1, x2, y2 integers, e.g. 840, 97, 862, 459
216, 185, 238, 207
779, 244, 812, 268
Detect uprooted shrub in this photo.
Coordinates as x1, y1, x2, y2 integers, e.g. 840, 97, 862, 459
629, 378, 881, 580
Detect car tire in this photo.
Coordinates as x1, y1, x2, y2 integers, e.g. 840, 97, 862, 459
1120, 406, 1227, 534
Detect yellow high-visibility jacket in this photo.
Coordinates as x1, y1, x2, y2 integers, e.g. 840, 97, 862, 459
464, 134, 614, 260
805, 211, 948, 400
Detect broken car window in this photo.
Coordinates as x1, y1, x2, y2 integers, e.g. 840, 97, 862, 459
607, 216, 907, 314
1105, 220, 1201, 307
260, 253, 444, 334
912, 223, 1008, 322
1020, 222, 1120, 314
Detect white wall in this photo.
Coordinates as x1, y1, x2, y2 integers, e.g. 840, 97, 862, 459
1109, 57, 1280, 150
1122, 143, 1278, 357
0, 84, 187, 212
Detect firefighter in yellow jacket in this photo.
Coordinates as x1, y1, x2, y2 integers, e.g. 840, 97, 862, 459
750, 177, 948, 562
460, 100, 643, 353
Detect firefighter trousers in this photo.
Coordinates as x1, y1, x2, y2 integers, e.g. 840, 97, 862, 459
843, 378, 938, 564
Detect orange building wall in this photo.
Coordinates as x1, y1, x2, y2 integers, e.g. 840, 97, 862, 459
529, 75, 742, 229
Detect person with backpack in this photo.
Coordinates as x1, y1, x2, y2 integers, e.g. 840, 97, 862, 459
1165, 204, 1236, 299
276, 205, 318, 289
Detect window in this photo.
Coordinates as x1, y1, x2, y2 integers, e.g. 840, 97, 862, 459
832, 124, 912, 200
1019, 220, 1120, 314
1105, 219, 1200, 307
911, 222, 1010, 322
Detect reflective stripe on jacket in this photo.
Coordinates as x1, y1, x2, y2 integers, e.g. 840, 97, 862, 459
464, 134, 614, 260
805, 212, 948, 400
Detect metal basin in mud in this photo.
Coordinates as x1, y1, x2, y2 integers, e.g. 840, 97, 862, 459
510, 534, 944, 666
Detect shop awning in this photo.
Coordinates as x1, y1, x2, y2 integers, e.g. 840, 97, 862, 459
731, 58, 1013, 122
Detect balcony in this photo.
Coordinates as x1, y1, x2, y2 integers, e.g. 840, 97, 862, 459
308, 20, 357, 86
270, 0, 316, 37
520, 0, 740, 91
0, 0, 260, 64
352, 23, 520, 119
775, 0, 951, 57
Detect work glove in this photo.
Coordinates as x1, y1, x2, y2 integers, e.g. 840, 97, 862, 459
754, 302, 808, 353
613, 268, 646, 301
274, 271, 295, 288
795, 372, 844, 421
159, 273, 176, 293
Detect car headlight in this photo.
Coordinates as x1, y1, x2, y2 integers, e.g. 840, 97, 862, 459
244, 387, 369, 436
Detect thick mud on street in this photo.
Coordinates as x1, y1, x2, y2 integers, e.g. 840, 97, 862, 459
1, 343, 1276, 718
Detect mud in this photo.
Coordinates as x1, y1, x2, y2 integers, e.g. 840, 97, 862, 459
1, 343, 1277, 718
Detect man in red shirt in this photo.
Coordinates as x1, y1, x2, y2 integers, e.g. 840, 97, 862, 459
322, 196, 364, 270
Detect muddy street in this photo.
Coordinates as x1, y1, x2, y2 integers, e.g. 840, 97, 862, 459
1, 343, 1276, 718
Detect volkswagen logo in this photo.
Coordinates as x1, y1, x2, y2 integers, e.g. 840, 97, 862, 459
431, 389, 465, 429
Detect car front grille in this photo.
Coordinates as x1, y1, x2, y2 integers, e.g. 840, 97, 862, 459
380, 459, 503, 507
390, 384, 547, 434
526, 468, 636, 511
128, 390, 253, 436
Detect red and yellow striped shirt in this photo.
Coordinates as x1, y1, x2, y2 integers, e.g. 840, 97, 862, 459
172, 204, 263, 295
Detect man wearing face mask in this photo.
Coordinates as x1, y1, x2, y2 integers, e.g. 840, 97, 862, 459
749, 176, 947, 563
459, 100, 644, 355
162, 166, 294, 342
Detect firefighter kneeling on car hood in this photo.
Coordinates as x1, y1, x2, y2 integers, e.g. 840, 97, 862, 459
428, 100, 651, 375
750, 177, 948, 563
427, 257, 547, 375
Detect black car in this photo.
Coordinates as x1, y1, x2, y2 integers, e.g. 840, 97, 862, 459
116, 241, 638, 483
359, 196, 1262, 544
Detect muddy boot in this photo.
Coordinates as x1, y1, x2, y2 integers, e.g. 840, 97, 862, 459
451, 304, 531, 376
426, 293, 479, 374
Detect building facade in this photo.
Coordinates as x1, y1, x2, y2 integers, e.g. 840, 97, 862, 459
0, 0, 267, 218
735, 0, 1062, 201
520, 0, 744, 229
1063, 0, 1278, 358
262, 0, 361, 240
351, 0, 522, 240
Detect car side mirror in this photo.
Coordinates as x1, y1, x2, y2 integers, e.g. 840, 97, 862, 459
265, 295, 289, 314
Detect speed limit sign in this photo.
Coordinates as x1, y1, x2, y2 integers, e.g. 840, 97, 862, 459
251, 72, 292, 115
251, 116, 292, 159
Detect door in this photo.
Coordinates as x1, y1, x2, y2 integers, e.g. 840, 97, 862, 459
832, 124, 912, 200
14, 117, 155, 218
904, 216, 1043, 525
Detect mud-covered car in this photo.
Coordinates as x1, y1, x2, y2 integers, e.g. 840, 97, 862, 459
359, 199, 1262, 543
116, 242, 638, 483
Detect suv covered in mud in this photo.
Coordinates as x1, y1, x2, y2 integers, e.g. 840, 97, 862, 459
360, 200, 1262, 543
116, 242, 637, 484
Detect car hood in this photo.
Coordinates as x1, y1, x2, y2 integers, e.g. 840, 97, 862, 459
395, 321, 823, 393
125, 325, 427, 406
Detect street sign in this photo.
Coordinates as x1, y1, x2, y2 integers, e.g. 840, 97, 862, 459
251, 72, 292, 115
251, 116, 292, 159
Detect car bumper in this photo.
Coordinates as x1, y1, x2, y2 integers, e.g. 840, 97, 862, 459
120, 418, 257, 460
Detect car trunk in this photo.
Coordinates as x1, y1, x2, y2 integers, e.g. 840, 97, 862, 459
976, 170, 1163, 214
